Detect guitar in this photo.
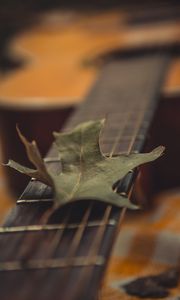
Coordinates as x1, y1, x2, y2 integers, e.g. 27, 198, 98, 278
0, 3, 180, 300
0, 7, 179, 197
0, 52, 171, 300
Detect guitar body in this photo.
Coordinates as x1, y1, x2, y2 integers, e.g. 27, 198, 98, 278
0, 10, 179, 101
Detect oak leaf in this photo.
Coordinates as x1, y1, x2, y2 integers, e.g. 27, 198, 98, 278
6, 120, 164, 209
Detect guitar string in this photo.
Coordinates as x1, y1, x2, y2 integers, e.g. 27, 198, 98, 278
6, 113, 127, 276
59, 120, 129, 299
0, 101, 148, 300
43, 203, 95, 300
37, 111, 125, 296
60, 208, 113, 299
23, 183, 93, 297
88, 101, 148, 253
78, 105, 149, 300
1, 101, 148, 298
60, 104, 148, 298
42, 209, 72, 258
2, 102, 147, 264
19, 209, 73, 300
98, 206, 127, 300
13, 162, 72, 298
35, 113, 130, 298
49, 112, 133, 298
98, 106, 149, 300
99, 111, 147, 300
109, 110, 133, 158
55, 110, 136, 261
83, 105, 146, 258
58, 112, 131, 260
41, 110, 134, 262
13, 198, 72, 264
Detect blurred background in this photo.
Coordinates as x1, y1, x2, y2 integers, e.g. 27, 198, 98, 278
0, 0, 179, 221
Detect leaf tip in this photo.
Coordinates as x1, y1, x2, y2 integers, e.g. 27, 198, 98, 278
100, 118, 106, 125
53, 131, 58, 138
16, 124, 21, 138
1, 161, 9, 167
125, 200, 140, 210
152, 145, 165, 157
16, 124, 29, 146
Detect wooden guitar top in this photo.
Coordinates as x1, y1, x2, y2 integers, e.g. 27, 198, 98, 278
0, 10, 179, 108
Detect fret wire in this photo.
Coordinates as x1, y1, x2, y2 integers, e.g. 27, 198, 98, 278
17, 199, 52, 204
0, 219, 117, 233
0, 256, 105, 271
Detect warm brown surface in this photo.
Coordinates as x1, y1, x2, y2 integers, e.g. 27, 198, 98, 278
100, 191, 180, 299
0, 11, 179, 107
0, 165, 15, 224
164, 58, 180, 94
0, 11, 124, 105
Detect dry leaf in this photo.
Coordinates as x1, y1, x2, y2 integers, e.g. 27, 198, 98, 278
6, 120, 165, 209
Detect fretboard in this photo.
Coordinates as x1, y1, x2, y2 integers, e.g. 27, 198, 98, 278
0, 52, 169, 300
57, 54, 169, 156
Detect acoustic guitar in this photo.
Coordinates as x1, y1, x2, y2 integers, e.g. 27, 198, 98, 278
0, 8, 180, 196
0, 3, 180, 300
0, 52, 175, 300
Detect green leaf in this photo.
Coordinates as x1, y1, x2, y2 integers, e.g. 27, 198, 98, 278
5, 120, 165, 210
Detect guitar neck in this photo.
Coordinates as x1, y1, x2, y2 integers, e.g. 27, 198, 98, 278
1, 52, 169, 300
